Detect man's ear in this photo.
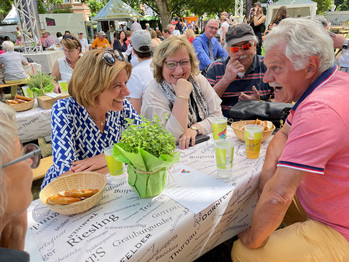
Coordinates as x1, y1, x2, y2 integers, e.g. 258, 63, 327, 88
306, 55, 319, 79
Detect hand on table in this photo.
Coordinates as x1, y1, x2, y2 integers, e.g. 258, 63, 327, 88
70, 153, 107, 173
172, 79, 193, 99
238, 227, 269, 249
178, 128, 197, 149
239, 86, 261, 101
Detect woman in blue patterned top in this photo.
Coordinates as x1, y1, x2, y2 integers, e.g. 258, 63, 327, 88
41, 50, 140, 188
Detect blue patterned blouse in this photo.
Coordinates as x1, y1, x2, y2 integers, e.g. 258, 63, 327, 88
41, 97, 140, 189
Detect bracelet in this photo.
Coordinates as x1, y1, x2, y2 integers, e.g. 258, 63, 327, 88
176, 95, 189, 101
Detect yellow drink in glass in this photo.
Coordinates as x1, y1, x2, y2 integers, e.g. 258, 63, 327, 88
104, 147, 123, 176
244, 125, 263, 159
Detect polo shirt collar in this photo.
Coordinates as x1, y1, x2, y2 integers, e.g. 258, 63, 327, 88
292, 65, 337, 112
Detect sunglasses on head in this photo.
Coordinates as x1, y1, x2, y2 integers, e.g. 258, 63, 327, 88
2, 143, 41, 169
63, 35, 74, 40
101, 51, 123, 66
230, 43, 252, 53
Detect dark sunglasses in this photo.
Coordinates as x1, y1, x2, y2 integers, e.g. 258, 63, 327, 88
230, 43, 252, 53
63, 35, 74, 40
2, 144, 41, 169
102, 51, 123, 66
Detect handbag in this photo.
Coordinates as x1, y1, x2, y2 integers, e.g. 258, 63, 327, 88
229, 100, 294, 127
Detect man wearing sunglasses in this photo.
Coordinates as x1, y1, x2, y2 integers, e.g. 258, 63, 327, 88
193, 19, 228, 73
206, 23, 273, 117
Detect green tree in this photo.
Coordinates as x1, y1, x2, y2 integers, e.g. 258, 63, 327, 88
87, 0, 107, 17
0, 0, 13, 20
313, 0, 333, 13
338, 0, 349, 10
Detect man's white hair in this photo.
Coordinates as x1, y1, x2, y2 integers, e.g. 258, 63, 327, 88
264, 18, 334, 73
2, 41, 14, 52
0, 103, 18, 217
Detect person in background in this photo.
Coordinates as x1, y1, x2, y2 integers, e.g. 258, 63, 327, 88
42, 50, 140, 189
145, 23, 152, 31
51, 34, 82, 93
192, 19, 228, 72
162, 29, 171, 39
270, 6, 288, 27
156, 29, 164, 41
43, 32, 57, 49
127, 30, 154, 113
40, 30, 45, 45
167, 24, 175, 35
91, 31, 110, 49
219, 16, 230, 45
141, 36, 223, 149
64, 30, 70, 36
0, 103, 40, 262
56, 32, 63, 45
248, 2, 266, 55
150, 30, 161, 49
77, 31, 88, 53
131, 18, 142, 32
112, 31, 128, 53
206, 24, 273, 117
185, 29, 196, 44
0, 41, 29, 83
15, 35, 22, 46
232, 18, 349, 261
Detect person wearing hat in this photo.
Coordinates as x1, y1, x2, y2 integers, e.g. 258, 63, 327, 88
127, 30, 154, 113
78, 31, 88, 53
206, 23, 273, 117
91, 31, 110, 49
192, 19, 228, 73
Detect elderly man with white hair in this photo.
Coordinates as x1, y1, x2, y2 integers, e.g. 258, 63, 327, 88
232, 18, 349, 261
0, 41, 29, 83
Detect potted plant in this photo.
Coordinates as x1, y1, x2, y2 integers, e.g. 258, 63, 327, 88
27, 72, 55, 97
113, 116, 179, 198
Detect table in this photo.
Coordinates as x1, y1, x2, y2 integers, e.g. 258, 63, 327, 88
25, 130, 272, 262
16, 105, 51, 143
23, 50, 64, 74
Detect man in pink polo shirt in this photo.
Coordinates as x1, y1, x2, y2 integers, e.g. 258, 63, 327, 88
232, 18, 349, 261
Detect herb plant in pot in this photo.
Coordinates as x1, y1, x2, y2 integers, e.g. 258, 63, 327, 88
113, 116, 179, 198
27, 72, 55, 97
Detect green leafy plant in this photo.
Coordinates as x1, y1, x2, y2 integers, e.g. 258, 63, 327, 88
27, 72, 54, 96
120, 115, 176, 157
113, 115, 179, 198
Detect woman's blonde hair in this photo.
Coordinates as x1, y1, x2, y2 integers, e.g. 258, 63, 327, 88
185, 29, 195, 39
152, 36, 200, 83
68, 50, 132, 108
61, 34, 82, 53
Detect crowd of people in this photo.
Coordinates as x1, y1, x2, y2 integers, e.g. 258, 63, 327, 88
1, 5, 349, 261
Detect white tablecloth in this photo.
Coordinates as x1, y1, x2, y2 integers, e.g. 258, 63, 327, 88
25, 130, 272, 262
24, 50, 64, 74
16, 106, 51, 143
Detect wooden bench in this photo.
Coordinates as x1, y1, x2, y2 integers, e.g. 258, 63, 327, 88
0, 81, 29, 97
32, 155, 53, 181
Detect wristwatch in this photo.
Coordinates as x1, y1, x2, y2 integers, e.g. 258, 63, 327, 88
190, 126, 199, 135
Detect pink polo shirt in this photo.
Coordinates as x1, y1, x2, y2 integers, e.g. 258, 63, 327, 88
278, 67, 349, 242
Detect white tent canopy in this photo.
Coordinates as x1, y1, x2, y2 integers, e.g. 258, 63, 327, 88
265, 0, 317, 26
92, 0, 142, 21
2, 5, 18, 24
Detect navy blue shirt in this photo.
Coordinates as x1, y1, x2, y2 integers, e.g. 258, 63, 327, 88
206, 54, 273, 117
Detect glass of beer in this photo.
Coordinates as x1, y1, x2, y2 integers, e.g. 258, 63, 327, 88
244, 124, 264, 159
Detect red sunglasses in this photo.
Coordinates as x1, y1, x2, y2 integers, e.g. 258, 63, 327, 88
230, 43, 252, 53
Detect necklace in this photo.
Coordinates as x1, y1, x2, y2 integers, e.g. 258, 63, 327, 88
91, 116, 105, 127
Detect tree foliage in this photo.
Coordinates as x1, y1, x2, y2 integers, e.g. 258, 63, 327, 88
87, 0, 108, 17
313, 0, 333, 13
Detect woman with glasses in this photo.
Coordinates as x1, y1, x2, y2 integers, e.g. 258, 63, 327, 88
51, 34, 82, 93
41, 50, 140, 189
141, 36, 223, 149
0, 103, 41, 261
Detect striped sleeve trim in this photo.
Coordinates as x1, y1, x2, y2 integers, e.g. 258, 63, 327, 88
277, 161, 324, 174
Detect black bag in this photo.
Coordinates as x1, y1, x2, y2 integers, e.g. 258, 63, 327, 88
229, 100, 294, 128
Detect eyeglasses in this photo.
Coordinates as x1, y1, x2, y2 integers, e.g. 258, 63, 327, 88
164, 59, 191, 70
102, 51, 119, 66
208, 26, 219, 31
2, 144, 41, 169
230, 43, 252, 53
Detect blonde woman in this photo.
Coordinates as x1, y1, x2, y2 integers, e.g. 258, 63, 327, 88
42, 50, 140, 188
185, 29, 196, 44
141, 36, 223, 149
150, 30, 161, 49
